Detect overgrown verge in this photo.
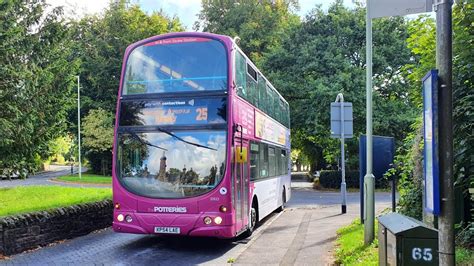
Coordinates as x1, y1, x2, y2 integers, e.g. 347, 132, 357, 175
334, 218, 474, 265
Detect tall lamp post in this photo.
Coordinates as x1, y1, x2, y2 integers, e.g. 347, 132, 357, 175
77, 75, 82, 179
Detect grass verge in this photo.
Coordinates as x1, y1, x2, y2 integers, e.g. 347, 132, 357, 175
334, 219, 378, 265
0, 186, 112, 217
55, 174, 112, 184
335, 218, 474, 265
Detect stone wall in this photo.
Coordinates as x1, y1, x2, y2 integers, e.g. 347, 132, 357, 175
0, 200, 112, 256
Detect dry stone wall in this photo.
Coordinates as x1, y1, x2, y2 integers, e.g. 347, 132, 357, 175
0, 200, 112, 256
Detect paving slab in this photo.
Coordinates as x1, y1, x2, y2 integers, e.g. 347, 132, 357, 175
234, 201, 390, 265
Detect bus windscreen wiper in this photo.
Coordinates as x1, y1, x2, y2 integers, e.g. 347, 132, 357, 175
127, 131, 168, 151
155, 126, 217, 151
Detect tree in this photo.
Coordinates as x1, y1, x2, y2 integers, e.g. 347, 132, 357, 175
69, 1, 184, 174
71, 1, 183, 117
0, 0, 79, 178
195, 0, 300, 65
392, 2, 473, 225
82, 109, 114, 175
263, 1, 416, 171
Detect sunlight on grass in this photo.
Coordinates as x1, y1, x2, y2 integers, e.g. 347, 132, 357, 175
0, 186, 112, 217
56, 174, 112, 184
334, 219, 378, 265
335, 218, 474, 265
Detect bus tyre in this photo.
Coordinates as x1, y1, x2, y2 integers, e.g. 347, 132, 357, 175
243, 205, 257, 238
276, 190, 286, 212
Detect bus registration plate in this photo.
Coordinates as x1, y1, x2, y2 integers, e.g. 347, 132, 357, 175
154, 227, 180, 234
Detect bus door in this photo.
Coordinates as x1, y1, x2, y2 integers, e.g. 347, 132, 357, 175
234, 139, 249, 233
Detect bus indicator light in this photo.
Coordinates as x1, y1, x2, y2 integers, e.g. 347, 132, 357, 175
114, 203, 120, 209
219, 205, 227, 212
125, 215, 133, 223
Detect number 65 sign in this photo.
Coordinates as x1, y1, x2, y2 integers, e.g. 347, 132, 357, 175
412, 248, 433, 262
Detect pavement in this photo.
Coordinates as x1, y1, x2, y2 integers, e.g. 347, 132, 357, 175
0, 165, 106, 188
0, 173, 392, 265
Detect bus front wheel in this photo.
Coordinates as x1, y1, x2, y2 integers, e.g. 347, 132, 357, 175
243, 203, 257, 237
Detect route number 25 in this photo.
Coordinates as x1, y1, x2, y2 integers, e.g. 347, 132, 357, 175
412, 248, 433, 261
196, 108, 208, 121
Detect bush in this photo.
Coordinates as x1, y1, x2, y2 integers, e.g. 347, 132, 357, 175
319, 170, 389, 189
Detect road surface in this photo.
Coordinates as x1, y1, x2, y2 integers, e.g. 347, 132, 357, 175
0, 180, 391, 265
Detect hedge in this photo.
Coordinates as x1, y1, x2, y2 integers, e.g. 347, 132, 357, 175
318, 170, 389, 189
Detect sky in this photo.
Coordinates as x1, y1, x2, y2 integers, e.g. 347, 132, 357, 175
46, 0, 356, 30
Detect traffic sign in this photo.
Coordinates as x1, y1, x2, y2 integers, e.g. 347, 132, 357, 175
330, 102, 353, 138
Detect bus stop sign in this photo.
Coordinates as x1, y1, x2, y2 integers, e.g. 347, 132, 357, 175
330, 102, 353, 138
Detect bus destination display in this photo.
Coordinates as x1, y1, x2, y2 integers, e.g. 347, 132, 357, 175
119, 97, 226, 126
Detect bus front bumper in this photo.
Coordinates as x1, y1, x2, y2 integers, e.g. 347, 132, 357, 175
112, 212, 235, 238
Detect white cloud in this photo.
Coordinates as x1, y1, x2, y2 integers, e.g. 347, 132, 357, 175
46, 0, 109, 19
140, 0, 201, 30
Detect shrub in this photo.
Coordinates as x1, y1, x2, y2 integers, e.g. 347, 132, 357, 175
319, 170, 390, 189
319, 170, 360, 189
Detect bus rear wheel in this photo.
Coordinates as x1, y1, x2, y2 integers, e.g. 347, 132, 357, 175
276, 189, 286, 212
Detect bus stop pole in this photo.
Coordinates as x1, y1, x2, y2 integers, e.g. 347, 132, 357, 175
335, 94, 347, 214
435, 0, 455, 264
364, 0, 375, 245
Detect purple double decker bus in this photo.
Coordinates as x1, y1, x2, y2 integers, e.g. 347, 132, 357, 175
113, 32, 291, 238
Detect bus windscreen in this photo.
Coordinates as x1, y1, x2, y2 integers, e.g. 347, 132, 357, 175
123, 37, 228, 94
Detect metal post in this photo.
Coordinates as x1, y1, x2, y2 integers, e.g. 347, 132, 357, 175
364, 0, 375, 245
336, 93, 347, 214
435, 0, 454, 264
391, 178, 396, 212
77, 75, 82, 179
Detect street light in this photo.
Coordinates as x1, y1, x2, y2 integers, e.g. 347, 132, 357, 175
76, 75, 82, 179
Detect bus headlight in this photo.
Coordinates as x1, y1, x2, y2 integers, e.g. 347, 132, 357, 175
203, 216, 212, 225
125, 215, 133, 223
117, 214, 124, 222
214, 216, 222, 225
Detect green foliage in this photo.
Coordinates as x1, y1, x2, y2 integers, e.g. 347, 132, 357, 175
456, 246, 474, 265
334, 219, 378, 265
0, 186, 111, 217
70, 0, 183, 118
452, 1, 474, 214
387, 118, 423, 220
82, 108, 114, 174
195, 0, 300, 65
82, 109, 114, 153
48, 136, 73, 164
69, 1, 183, 174
263, 1, 416, 171
393, 2, 473, 223
0, 0, 79, 178
319, 170, 361, 189
56, 174, 112, 184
